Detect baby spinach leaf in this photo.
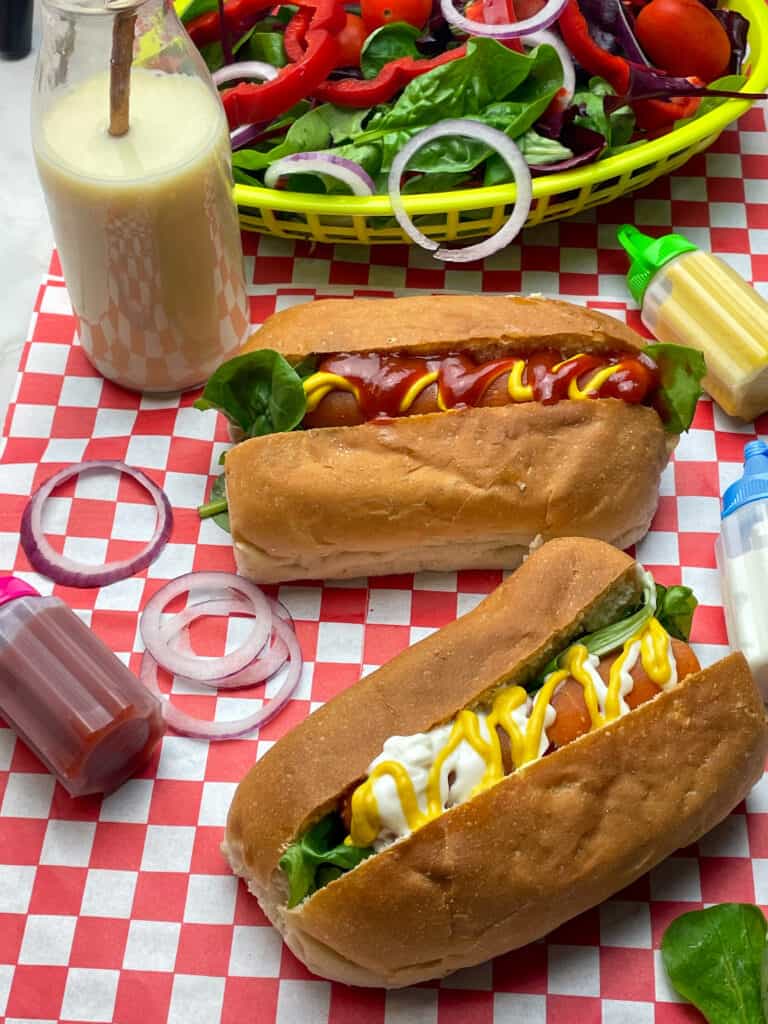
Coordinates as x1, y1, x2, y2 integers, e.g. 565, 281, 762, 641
360, 22, 421, 79
644, 342, 706, 434
654, 583, 698, 642
194, 350, 307, 438
279, 815, 374, 908
483, 130, 573, 186
662, 904, 767, 1024
232, 107, 332, 171
364, 38, 544, 136
233, 28, 287, 67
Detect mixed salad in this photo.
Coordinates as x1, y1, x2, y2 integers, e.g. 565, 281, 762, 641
180, 0, 761, 258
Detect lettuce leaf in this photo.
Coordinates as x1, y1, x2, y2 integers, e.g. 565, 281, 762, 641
644, 342, 706, 434
194, 350, 308, 438
654, 583, 697, 641
279, 815, 374, 908
662, 904, 767, 1023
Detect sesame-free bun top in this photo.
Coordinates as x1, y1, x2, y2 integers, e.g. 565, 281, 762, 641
240, 295, 647, 363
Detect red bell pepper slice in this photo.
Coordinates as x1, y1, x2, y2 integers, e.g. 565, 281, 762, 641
557, 0, 630, 94
186, 0, 267, 48
220, 0, 346, 128
313, 46, 468, 107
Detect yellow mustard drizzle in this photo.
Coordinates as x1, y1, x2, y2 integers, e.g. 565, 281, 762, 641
303, 372, 360, 413
347, 619, 675, 846
399, 371, 438, 413
568, 363, 627, 400
507, 360, 534, 401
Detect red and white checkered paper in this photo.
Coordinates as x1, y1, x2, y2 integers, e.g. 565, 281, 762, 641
2, 105, 768, 1024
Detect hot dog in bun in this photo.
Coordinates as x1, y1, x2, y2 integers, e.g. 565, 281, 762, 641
223, 538, 767, 988
197, 295, 705, 583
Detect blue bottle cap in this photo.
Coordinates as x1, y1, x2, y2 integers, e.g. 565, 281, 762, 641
722, 440, 768, 519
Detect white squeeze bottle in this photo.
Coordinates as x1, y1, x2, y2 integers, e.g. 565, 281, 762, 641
716, 440, 768, 701
617, 224, 768, 422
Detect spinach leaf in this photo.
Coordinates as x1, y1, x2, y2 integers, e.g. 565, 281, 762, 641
662, 904, 767, 1024
373, 44, 562, 175
194, 350, 307, 438
233, 28, 287, 67
198, 41, 224, 72
364, 38, 545, 136
573, 76, 635, 150
655, 583, 698, 642
360, 22, 421, 79
644, 342, 706, 434
198, 474, 230, 532
279, 815, 374, 908
316, 104, 371, 144
232, 107, 332, 171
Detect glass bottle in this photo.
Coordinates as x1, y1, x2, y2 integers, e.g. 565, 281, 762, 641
32, 0, 249, 393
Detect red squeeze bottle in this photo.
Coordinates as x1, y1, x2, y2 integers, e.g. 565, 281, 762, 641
0, 576, 165, 797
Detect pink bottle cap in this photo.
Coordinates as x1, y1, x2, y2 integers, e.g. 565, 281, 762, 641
0, 575, 40, 608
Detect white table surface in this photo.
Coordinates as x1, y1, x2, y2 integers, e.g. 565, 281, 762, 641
0, 3, 54, 428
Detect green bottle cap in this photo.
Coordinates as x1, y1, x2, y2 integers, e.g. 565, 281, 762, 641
617, 224, 699, 304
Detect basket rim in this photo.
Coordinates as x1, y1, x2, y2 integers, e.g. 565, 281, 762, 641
179, 0, 768, 216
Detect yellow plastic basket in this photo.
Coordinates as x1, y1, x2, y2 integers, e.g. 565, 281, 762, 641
178, 0, 768, 243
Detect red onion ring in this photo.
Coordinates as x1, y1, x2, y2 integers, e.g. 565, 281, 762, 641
388, 119, 532, 262
140, 572, 271, 681
264, 153, 376, 196
20, 461, 173, 589
161, 597, 289, 689
140, 616, 302, 739
212, 60, 279, 87
440, 0, 568, 37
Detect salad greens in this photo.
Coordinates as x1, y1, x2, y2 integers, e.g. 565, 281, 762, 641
232, 38, 579, 193
662, 904, 768, 1024
279, 814, 374, 908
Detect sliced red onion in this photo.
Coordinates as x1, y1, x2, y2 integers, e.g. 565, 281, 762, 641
140, 616, 302, 739
20, 461, 172, 589
161, 597, 289, 689
522, 29, 575, 106
212, 61, 279, 87
264, 153, 375, 196
140, 572, 271, 681
440, 0, 568, 38
388, 118, 532, 263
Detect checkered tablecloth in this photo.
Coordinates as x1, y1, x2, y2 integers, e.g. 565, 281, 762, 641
2, 103, 768, 1024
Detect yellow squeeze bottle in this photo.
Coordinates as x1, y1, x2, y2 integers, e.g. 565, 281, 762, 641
618, 224, 768, 422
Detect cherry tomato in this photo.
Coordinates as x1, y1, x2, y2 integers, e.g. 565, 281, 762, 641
360, 0, 432, 32
336, 12, 368, 67
635, 0, 731, 82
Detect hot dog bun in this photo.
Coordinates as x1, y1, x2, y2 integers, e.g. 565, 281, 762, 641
227, 400, 669, 583
227, 296, 674, 583
223, 539, 768, 987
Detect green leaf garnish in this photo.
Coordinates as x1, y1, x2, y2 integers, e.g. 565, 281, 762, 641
644, 342, 706, 434
194, 349, 307, 439
279, 814, 374, 908
198, 474, 230, 532
662, 903, 767, 1024
654, 583, 698, 641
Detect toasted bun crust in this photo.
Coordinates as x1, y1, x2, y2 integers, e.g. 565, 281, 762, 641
242, 295, 647, 362
226, 400, 670, 583
224, 541, 768, 986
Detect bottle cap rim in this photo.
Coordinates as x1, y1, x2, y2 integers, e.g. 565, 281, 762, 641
0, 576, 40, 609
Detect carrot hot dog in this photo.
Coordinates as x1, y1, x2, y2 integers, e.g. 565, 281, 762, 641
223, 539, 768, 988
196, 296, 705, 584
